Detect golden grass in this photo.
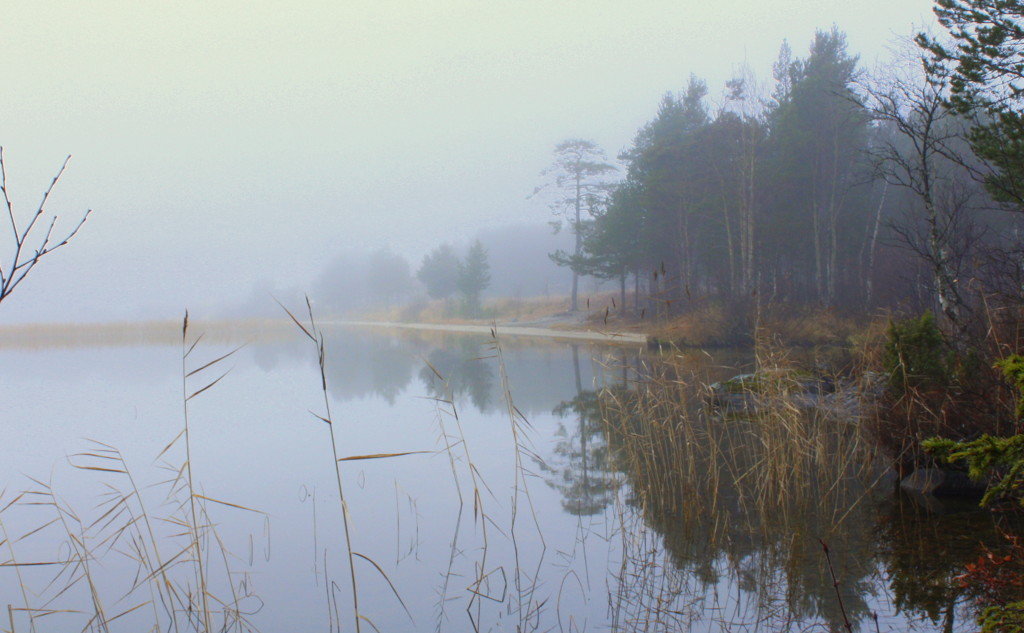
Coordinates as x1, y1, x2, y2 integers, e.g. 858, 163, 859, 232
641, 302, 866, 348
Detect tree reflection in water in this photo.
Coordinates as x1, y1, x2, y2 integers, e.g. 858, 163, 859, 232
546, 348, 1022, 632
419, 340, 496, 411
542, 345, 620, 516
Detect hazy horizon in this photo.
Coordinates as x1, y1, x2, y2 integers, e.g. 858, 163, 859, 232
0, 1, 937, 324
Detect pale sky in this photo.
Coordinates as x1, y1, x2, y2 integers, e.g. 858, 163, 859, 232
0, 0, 937, 322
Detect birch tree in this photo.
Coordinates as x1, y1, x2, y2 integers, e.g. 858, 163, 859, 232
860, 57, 974, 344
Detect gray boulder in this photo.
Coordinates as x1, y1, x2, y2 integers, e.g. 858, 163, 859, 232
899, 467, 986, 498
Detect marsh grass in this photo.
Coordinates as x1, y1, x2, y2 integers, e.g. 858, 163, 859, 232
592, 336, 882, 631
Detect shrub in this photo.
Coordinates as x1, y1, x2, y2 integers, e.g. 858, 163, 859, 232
923, 354, 1024, 507
980, 602, 1024, 633
882, 311, 950, 394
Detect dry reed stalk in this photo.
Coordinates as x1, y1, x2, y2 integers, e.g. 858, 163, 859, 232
282, 298, 417, 633
489, 329, 549, 631
181, 313, 213, 633
279, 299, 362, 633
422, 360, 495, 632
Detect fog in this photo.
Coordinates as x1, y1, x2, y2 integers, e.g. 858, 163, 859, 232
0, 1, 936, 323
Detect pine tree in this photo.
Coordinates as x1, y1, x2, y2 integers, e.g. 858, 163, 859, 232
457, 240, 490, 317
918, 0, 1024, 207
535, 139, 617, 311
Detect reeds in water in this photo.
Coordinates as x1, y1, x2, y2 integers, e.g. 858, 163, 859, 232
0, 313, 262, 633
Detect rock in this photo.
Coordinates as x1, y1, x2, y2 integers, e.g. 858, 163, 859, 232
899, 467, 986, 498
706, 372, 836, 411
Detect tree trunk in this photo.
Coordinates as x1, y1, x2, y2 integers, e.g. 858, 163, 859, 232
812, 199, 824, 302
864, 182, 887, 305
633, 272, 640, 312
619, 273, 626, 315
571, 172, 582, 312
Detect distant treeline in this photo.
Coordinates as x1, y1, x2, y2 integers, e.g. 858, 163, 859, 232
540, 26, 1023, 322
247, 24, 1024, 328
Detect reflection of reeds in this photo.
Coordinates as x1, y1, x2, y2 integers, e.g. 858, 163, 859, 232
281, 299, 362, 633
489, 330, 547, 632
422, 358, 494, 632
597, 339, 879, 631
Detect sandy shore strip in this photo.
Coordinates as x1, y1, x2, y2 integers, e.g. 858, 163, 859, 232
330, 320, 648, 346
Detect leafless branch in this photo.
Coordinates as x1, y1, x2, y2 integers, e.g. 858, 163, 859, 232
0, 148, 90, 305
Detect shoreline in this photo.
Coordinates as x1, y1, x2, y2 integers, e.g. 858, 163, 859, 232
329, 320, 649, 346
0, 314, 650, 349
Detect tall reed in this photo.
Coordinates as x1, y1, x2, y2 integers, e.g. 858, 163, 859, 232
593, 340, 879, 630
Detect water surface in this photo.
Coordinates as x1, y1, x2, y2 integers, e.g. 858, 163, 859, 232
0, 324, 1006, 632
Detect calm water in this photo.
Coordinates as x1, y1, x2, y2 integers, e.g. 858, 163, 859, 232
0, 324, 1008, 632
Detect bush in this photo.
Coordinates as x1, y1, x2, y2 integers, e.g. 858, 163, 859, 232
867, 312, 1016, 476
882, 311, 950, 394
924, 355, 1024, 507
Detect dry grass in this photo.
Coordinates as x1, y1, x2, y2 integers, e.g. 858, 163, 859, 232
644, 302, 865, 348
599, 337, 875, 557
759, 305, 863, 347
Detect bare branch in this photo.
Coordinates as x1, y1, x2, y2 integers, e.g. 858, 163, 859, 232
0, 149, 89, 305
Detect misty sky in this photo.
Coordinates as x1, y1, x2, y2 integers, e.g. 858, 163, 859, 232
0, 0, 937, 323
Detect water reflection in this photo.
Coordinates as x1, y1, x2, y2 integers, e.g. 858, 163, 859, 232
420, 340, 496, 410
2, 325, 1017, 632
250, 326, 611, 416
876, 494, 1024, 631
545, 348, 1021, 632
541, 346, 620, 516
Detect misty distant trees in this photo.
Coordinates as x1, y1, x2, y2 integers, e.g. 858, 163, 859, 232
414, 240, 491, 316
456, 240, 490, 316
307, 225, 548, 317
0, 150, 89, 307
366, 249, 414, 308
416, 243, 460, 300
308, 10, 1024, 335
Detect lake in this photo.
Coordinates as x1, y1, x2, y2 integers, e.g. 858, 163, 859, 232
0, 322, 1007, 632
